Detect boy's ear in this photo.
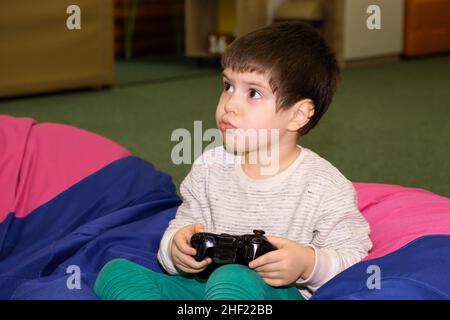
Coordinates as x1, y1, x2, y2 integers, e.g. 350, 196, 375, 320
287, 99, 315, 132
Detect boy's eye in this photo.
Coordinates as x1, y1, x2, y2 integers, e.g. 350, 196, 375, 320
223, 81, 234, 93
249, 89, 262, 99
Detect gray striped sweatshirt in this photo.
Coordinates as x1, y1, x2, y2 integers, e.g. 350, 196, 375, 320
158, 145, 372, 299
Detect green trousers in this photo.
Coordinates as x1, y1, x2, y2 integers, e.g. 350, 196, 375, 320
94, 259, 305, 300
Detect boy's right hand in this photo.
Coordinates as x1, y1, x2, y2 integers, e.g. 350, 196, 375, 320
171, 223, 212, 274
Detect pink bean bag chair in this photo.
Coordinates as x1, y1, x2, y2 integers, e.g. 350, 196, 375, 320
0, 115, 129, 223
1, 114, 450, 299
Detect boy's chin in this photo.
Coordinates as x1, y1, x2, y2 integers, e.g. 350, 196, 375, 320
223, 142, 247, 155
222, 138, 263, 155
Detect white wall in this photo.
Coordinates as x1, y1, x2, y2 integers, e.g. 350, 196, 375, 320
344, 0, 404, 59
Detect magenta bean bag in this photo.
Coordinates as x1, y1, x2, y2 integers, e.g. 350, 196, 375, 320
2, 115, 450, 300
2, 115, 450, 259
354, 182, 450, 260
0, 115, 130, 223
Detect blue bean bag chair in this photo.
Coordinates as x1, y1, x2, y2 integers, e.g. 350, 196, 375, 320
1, 115, 449, 299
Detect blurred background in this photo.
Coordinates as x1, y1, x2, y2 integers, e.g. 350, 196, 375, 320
0, 0, 449, 197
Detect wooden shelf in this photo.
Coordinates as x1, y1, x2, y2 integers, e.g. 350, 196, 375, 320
185, 0, 268, 58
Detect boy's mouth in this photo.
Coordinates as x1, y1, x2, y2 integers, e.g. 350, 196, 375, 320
219, 121, 236, 131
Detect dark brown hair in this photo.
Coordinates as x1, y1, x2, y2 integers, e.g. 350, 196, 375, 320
222, 21, 340, 136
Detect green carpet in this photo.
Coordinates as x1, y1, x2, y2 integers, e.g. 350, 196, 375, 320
1, 54, 449, 198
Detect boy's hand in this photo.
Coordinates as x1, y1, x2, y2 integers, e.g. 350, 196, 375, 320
171, 223, 212, 274
248, 236, 315, 287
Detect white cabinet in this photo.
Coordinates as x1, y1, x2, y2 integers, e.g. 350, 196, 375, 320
343, 0, 404, 60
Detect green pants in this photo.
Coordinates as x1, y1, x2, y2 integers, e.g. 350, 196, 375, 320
94, 259, 305, 300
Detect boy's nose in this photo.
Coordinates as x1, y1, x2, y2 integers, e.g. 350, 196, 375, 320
224, 94, 239, 114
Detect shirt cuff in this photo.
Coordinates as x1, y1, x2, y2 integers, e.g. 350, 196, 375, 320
295, 245, 339, 291
157, 229, 180, 275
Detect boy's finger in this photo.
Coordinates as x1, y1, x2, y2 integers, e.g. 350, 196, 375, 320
174, 240, 193, 255
191, 223, 205, 234
173, 256, 191, 271
174, 241, 212, 269
175, 236, 196, 255
175, 247, 211, 270
174, 254, 205, 274
175, 259, 202, 274
266, 236, 286, 249
254, 261, 280, 273
180, 255, 210, 270
257, 271, 281, 279
249, 251, 281, 269
174, 247, 198, 271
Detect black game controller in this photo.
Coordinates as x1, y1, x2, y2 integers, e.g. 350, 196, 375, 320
190, 230, 277, 277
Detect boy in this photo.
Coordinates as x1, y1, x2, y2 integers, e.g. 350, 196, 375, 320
94, 21, 372, 300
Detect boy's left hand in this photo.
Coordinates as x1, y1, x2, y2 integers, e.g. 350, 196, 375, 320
248, 236, 315, 287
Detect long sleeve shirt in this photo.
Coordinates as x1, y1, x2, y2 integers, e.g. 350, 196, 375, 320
157, 145, 372, 299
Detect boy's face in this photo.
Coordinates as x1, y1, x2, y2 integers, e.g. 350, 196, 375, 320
216, 68, 294, 153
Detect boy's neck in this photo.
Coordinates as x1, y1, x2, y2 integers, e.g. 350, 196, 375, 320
241, 142, 301, 180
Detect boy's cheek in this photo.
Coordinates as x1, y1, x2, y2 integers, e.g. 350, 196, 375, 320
214, 106, 221, 119
215, 105, 225, 123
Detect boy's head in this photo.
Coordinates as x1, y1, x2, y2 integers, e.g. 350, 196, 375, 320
216, 21, 340, 152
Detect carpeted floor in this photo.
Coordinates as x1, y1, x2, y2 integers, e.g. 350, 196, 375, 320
1, 54, 449, 197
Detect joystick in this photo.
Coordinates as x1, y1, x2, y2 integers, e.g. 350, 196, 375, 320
190, 230, 277, 277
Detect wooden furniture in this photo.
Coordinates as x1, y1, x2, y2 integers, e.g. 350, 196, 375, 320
184, 0, 406, 68
0, 0, 114, 98
276, 0, 324, 21
114, 0, 184, 58
403, 0, 450, 57
184, 0, 268, 57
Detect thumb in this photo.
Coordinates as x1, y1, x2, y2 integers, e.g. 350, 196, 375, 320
266, 236, 287, 249
192, 223, 205, 234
